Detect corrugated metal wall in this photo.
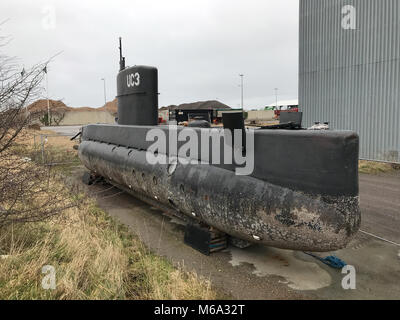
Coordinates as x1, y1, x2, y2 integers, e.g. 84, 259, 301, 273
300, 0, 400, 163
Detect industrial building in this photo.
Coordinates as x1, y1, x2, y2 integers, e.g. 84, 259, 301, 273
300, 0, 400, 163
159, 100, 232, 123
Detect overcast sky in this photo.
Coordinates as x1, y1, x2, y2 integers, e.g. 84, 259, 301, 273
1, 0, 299, 110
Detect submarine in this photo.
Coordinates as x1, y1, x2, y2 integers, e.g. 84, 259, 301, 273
78, 39, 361, 254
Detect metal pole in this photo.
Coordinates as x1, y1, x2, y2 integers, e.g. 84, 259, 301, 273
40, 135, 45, 164
101, 78, 107, 105
239, 74, 244, 110
275, 88, 279, 110
239, 74, 245, 151
22, 67, 30, 120
47, 73, 51, 126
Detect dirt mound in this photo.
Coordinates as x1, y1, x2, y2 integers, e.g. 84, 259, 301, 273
99, 99, 118, 115
28, 99, 118, 115
73, 106, 97, 112
160, 100, 231, 111
27, 99, 72, 113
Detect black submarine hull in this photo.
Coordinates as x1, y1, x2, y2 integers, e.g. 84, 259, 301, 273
79, 124, 361, 252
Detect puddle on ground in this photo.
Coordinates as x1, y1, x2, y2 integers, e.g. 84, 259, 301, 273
229, 246, 332, 291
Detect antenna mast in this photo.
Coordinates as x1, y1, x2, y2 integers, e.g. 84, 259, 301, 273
119, 37, 126, 71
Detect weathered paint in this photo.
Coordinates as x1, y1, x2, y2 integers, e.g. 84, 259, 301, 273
79, 139, 361, 252
81, 124, 360, 198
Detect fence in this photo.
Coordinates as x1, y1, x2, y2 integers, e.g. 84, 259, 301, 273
32, 133, 80, 167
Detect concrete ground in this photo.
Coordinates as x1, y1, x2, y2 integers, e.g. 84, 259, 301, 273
71, 168, 400, 300
359, 173, 400, 244
41, 126, 82, 136
50, 127, 400, 300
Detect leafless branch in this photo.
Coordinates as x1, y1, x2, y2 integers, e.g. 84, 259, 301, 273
0, 33, 74, 228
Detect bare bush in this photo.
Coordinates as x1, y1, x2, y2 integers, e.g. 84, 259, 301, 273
0, 32, 73, 228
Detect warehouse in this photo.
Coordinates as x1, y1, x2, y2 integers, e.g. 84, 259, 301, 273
300, 0, 400, 163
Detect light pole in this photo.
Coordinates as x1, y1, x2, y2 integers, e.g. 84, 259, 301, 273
101, 78, 107, 105
239, 74, 244, 110
42, 52, 64, 126
274, 88, 279, 110
45, 67, 51, 126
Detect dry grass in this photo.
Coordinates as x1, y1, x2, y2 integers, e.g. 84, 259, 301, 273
10, 129, 80, 174
0, 129, 218, 300
359, 160, 396, 175
0, 196, 217, 300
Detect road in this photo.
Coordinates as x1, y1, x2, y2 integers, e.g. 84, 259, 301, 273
359, 173, 400, 244
49, 127, 400, 299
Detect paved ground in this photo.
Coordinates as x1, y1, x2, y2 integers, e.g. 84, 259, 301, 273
70, 168, 400, 300
49, 127, 400, 300
359, 173, 400, 244
41, 126, 82, 136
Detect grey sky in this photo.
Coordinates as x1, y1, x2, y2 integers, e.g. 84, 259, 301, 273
1, 0, 299, 110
